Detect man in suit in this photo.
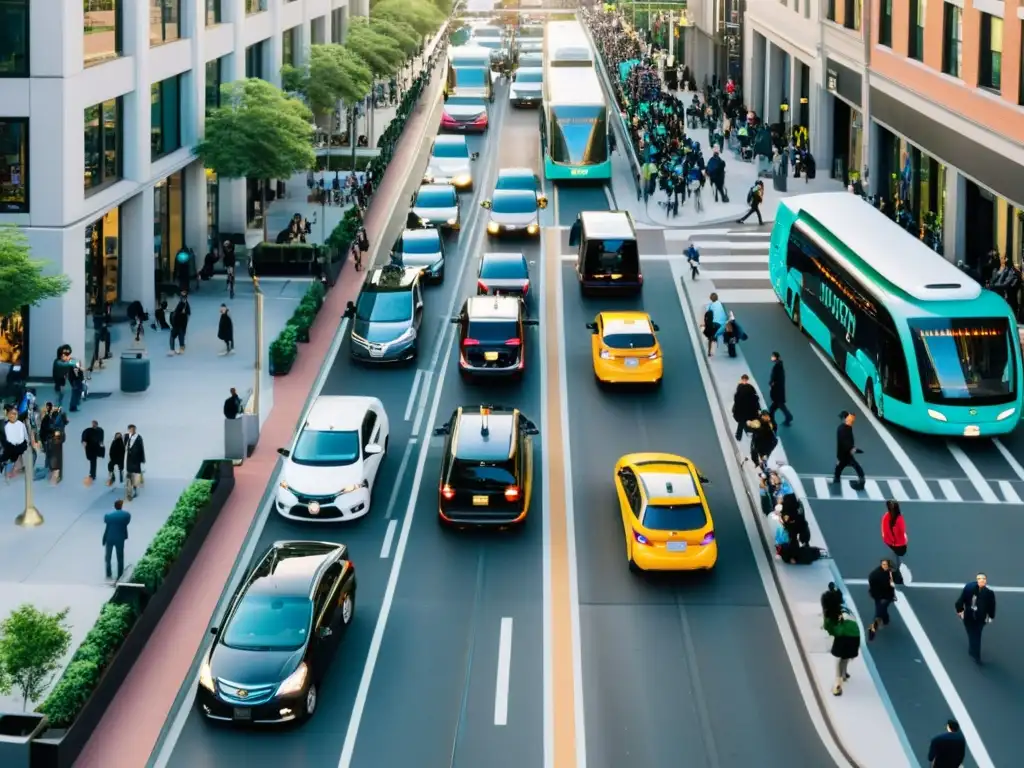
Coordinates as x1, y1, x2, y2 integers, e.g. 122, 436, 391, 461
927, 719, 966, 768
102, 499, 131, 581
768, 352, 793, 426
81, 419, 105, 486
125, 424, 146, 501
955, 573, 996, 663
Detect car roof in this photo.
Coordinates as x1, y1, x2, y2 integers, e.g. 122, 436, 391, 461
417, 184, 457, 199
434, 134, 469, 148
493, 189, 538, 205
402, 227, 441, 243
246, 541, 343, 598
305, 396, 375, 431
364, 265, 420, 291
637, 465, 700, 505
581, 210, 636, 240
452, 407, 517, 461
466, 295, 522, 320
600, 312, 653, 336
497, 167, 536, 180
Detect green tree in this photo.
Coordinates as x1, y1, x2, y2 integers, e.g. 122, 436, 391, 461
196, 79, 315, 242
0, 605, 72, 710
369, 18, 420, 59
372, 0, 445, 38
0, 226, 72, 319
345, 18, 405, 78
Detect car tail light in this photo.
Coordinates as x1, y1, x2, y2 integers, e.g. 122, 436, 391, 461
472, 113, 488, 125
346, 561, 356, 576
648, 351, 659, 359
463, 338, 480, 346
522, 280, 530, 296
441, 113, 456, 126
632, 529, 651, 546
701, 531, 716, 545
638, 274, 644, 285
505, 486, 521, 501
505, 338, 521, 346
478, 280, 489, 293
441, 484, 456, 500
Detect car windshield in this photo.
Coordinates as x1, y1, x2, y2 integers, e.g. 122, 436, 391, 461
496, 174, 537, 193
291, 429, 360, 466
416, 188, 455, 207
604, 331, 656, 349
402, 234, 441, 254
451, 461, 517, 488
909, 317, 1016, 405
492, 193, 537, 214
356, 290, 413, 323
453, 67, 488, 88
584, 238, 640, 275
480, 256, 527, 279
515, 70, 542, 84
467, 319, 518, 343
446, 95, 487, 108
519, 55, 543, 68
432, 141, 469, 159
642, 503, 708, 531
222, 595, 312, 651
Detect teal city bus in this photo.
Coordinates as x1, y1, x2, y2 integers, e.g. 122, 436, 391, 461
769, 192, 1023, 436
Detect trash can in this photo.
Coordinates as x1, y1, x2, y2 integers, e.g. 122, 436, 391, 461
120, 350, 151, 393
0, 712, 48, 768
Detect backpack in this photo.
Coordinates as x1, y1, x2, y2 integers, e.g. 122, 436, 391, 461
746, 187, 755, 204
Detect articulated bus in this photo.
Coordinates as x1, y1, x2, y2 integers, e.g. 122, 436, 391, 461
541, 22, 610, 180
769, 192, 1023, 436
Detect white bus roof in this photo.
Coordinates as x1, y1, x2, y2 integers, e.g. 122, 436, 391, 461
782, 192, 982, 302
545, 67, 605, 106
449, 45, 492, 62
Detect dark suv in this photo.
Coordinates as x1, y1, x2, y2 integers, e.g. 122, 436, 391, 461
345, 266, 424, 363
452, 295, 537, 380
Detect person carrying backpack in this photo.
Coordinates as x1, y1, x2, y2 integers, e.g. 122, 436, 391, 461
822, 583, 860, 696
738, 180, 764, 225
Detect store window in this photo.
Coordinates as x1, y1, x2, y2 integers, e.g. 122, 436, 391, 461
206, 0, 221, 25
153, 171, 184, 285
205, 58, 222, 114
246, 41, 265, 79
0, 119, 28, 213
84, 98, 122, 194
150, 0, 179, 45
0, 0, 30, 76
879, 0, 892, 47
86, 206, 121, 314
84, 0, 122, 67
246, 0, 267, 14
942, 3, 962, 78
979, 14, 1003, 91
909, 0, 925, 62
283, 27, 297, 68
207, 169, 219, 252
151, 76, 181, 161
827, 0, 836, 22
0, 308, 25, 368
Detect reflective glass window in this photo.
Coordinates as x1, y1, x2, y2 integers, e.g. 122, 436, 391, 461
0, 0, 29, 76
0, 119, 28, 213
84, 0, 122, 67
84, 98, 122, 193
151, 76, 181, 161
150, 0, 179, 45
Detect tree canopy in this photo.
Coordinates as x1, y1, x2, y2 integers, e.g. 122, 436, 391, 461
281, 44, 373, 113
196, 79, 315, 182
368, 18, 421, 58
372, 0, 445, 38
344, 18, 405, 77
0, 604, 72, 711
0, 225, 71, 318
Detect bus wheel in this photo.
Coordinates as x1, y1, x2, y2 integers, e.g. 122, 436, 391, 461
866, 381, 879, 417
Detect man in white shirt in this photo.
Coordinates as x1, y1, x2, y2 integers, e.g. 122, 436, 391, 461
2, 408, 31, 479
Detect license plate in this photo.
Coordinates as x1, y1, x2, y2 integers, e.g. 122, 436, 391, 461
233, 708, 251, 720
624, 358, 639, 368
472, 495, 489, 506
964, 425, 981, 437
369, 346, 385, 357
666, 541, 688, 552
485, 351, 499, 361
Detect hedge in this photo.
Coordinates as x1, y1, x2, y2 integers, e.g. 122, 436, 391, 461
37, 479, 214, 728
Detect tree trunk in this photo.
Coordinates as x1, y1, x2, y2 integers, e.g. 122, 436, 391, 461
261, 182, 269, 244
369, 94, 375, 151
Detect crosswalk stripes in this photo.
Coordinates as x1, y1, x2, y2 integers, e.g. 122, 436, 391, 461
663, 227, 776, 304
803, 475, 1024, 504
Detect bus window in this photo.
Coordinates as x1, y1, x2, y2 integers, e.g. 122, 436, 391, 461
908, 318, 1016, 405
877, 309, 911, 403
551, 105, 608, 165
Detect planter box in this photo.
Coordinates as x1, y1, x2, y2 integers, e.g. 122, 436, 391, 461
29, 462, 235, 768
252, 243, 317, 277
0, 714, 48, 768
269, 357, 295, 377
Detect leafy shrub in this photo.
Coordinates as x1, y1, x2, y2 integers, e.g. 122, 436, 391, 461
306, 279, 326, 304
270, 325, 299, 372
37, 660, 100, 728
165, 480, 213, 535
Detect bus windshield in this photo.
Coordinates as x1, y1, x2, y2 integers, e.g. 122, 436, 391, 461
551, 105, 608, 165
908, 317, 1016, 405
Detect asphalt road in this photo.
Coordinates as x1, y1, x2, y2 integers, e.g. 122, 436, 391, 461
166, 83, 546, 768
733, 302, 1024, 768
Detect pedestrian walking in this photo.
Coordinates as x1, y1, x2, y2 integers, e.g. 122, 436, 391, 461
2, 407, 30, 480
927, 719, 966, 768
866, 558, 896, 641
47, 429, 64, 484
169, 293, 190, 355
356, 227, 370, 271
224, 387, 243, 419
821, 582, 860, 696
102, 499, 131, 581
222, 239, 237, 299
748, 410, 778, 465
880, 500, 910, 583
67, 360, 86, 412
106, 431, 125, 486
732, 374, 760, 441
832, 411, 865, 489
218, 304, 235, 355
52, 349, 70, 407
954, 573, 996, 663
124, 424, 145, 500
737, 180, 764, 225
81, 419, 105, 486
702, 292, 728, 356
768, 352, 793, 426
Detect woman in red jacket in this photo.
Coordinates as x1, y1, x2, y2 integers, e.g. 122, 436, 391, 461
881, 500, 908, 570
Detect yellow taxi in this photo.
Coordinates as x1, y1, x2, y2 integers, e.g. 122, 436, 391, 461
613, 453, 718, 572
586, 311, 663, 386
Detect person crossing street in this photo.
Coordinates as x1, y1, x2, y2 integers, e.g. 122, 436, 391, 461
832, 411, 865, 490
955, 573, 996, 663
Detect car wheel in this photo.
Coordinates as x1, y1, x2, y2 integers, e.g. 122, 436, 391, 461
865, 381, 879, 417
303, 684, 318, 720
341, 591, 355, 627
627, 545, 641, 573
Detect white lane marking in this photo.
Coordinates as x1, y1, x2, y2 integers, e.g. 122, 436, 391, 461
886, 479, 909, 501
670, 260, 854, 767
998, 479, 1022, 504
404, 370, 424, 420
845, 578, 1024, 593
946, 443, 999, 503
682, 240, 770, 251
552, 184, 560, 226
411, 371, 433, 436
384, 438, 418, 519
379, 520, 398, 558
494, 617, 514, 726
840, 481, 858, 500
863, 479, 884, 501
602, 183, 615, 209
813, 476, 829, 499
699, 270, 769, 281
938, 479, 962, 502
559, 253, 675, 262
661, 228, 732, 239
992, 438, 1024, 481
808, 345, 934, 501
697, 255, 770, 264
338, 320, 457, 768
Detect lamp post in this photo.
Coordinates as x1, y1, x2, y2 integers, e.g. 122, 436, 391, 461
16, 426, 42, 527
253, 276, 264, 418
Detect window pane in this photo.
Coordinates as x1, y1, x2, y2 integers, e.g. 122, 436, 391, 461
103, 99, 119, 183
991, 17, 1003, 54
992, 52, 1002, 89
151, 0, 179, 44
0, 1, 29, 76
0, 120, 28, 213
168, 170, 184, 259
84, 105, 101, 190
206, 0, 220, 25
162, 77, 180, 153
151, 83, 162, 159
84, 0, 121, 67
205, 59, 221, 113
246, 0, 267, 14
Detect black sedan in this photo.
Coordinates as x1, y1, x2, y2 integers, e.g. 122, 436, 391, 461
196, 540, 356, 725
477, 252, 531, 298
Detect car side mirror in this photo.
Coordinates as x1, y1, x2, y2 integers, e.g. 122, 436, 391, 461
617, 468, 630, 478
433, 424, 451, 436
481, 200, 492, 209
277, 447, 290, 457
319, 626, 333, 638
586, 322, 597, 333
523, 318, 539, 326
365, 443, 383, 456
522, 420, 539, 436
699, 475, 710, 484
538, 198, 548, 209
210, 627, 219, 636
652, 323, 660, 332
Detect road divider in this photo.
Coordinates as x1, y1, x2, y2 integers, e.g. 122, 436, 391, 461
494, 617, 514, 726
379, 520, 398, 559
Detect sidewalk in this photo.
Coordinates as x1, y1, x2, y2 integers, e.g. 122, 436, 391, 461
75, 34, 447, 768
0, 278, 303, 712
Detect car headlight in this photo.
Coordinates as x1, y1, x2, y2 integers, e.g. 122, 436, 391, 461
487, 221, 500, 234
599, 349, 612, 360
395, 327, 417, 344
454, 174, 471, 186
927, 409, 948, 422
199, 659, 215, 692
350, 333, 369, 347
339, 480, 370, 495
527, 223, 539, 234
447, 217, 457, 225
275, 663, 308, 697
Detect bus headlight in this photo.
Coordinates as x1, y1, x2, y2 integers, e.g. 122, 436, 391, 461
527, 223, 539, 234
927, 409, 948, 422
487, 222, 500, 234
997, 407, 1017, 421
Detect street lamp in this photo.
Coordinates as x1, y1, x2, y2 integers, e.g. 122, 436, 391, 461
16, 426, 43, 527
252, 275, 265, 419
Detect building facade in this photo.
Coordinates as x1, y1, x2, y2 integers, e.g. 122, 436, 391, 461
0, 0, 367, 378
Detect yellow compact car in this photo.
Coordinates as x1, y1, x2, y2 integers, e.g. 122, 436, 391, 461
587, 311, 663, 385
614, 453, 718, 573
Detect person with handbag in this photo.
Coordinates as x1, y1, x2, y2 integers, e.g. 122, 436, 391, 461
821, 584, 861, 696
81, 419, 105, 486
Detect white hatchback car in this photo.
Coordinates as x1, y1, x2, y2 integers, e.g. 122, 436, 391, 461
276, 396, 390, 522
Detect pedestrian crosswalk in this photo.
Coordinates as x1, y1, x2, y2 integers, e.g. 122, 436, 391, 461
802, 475, 1024, 505
663, 227, 776, 304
